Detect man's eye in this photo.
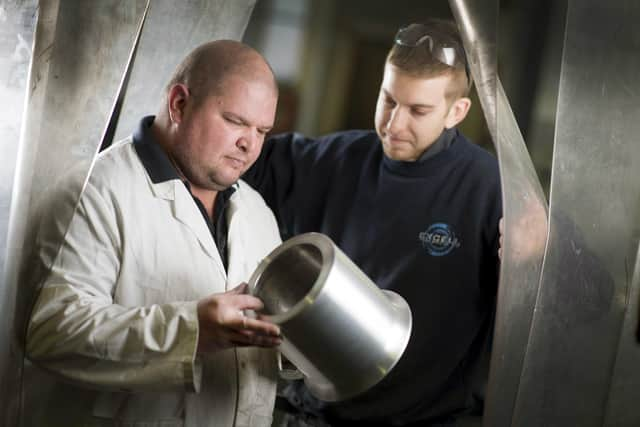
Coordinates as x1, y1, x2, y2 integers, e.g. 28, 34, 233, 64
384, 98, 396, 106
225, 116, 242, 125
412, 109, 428, 116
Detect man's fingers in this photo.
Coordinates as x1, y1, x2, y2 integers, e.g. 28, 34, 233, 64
230, 329, 283, 347
197, 285, 282, 353
235, 315, 281, 337
227, 293, 266, 312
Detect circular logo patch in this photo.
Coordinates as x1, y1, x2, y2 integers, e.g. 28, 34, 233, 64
418, 223, 460, 256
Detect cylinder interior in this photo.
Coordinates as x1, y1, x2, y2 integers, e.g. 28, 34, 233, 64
254, 243, 323, 316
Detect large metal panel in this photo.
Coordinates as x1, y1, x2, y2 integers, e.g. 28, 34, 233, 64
512, 1, 640, 425
0, 1, 37, 262
2, 2, 148, 424
449, 2, 549, 426
0, 0, 38, 422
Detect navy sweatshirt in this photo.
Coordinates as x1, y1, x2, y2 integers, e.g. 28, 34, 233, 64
243, 129, 502, 426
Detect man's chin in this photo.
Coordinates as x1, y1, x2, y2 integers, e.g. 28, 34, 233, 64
382, 146, 417, 162
215, 179, 239, 190
206, 173, 241, 191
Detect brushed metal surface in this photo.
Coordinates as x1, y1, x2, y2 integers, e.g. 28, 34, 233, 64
512, 1, 640, 425
249, 232, 412, 402
0, 1, 38, 423
448, 0, 498, 138
6, 0, 149, 315
4, 2, 148, 425
483, 81, 549, 427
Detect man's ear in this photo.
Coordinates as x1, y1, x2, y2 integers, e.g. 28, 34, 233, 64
167, 83, 190, 124
445, 97, 472, 129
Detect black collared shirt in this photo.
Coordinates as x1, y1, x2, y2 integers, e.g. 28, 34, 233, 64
132, 116, 235, 269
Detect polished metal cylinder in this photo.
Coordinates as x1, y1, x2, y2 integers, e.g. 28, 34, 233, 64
249, 232, 412, 402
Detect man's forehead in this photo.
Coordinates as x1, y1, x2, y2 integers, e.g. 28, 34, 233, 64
383, 63, 453, 84
381, 66, 450, 104
216, 73, 276, 94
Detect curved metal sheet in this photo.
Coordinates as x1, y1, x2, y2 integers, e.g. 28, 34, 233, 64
0, 0, 38, 422
513, 1, 640, 425
449, 2, 549, 426
448, 0, 497, 139
483, 80, 548, 427
3, 2, 149, 425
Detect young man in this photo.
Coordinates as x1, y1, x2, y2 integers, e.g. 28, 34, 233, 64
244, 19, 502, 426
26, 40, 283, 426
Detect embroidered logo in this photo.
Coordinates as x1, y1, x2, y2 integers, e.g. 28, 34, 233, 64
418, 223, 461, 256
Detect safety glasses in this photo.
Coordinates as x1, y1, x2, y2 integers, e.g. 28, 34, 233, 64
394, 23, 471, 86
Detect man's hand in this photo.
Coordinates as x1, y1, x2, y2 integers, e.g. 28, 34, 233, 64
498, 198, 548, 263
196, 283, 282, 354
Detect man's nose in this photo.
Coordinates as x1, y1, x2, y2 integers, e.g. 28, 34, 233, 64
236, 129, 258, 153
386, 107, 407, 134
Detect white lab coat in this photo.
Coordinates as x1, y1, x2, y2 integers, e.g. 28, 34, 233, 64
25, 137, 282, 427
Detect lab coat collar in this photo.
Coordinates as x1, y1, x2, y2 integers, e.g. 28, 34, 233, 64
172, 181, 225, 272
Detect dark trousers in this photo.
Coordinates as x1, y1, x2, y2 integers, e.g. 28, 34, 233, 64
273, 397, 477, 427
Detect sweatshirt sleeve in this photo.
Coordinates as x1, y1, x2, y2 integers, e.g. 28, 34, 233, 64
26, 175, 201, 393
243, 133, 312, 217
243, 132, 313, 237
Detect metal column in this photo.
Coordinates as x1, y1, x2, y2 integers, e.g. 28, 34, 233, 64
0, 0, 38, 424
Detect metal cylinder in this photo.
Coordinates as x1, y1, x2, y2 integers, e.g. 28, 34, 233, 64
249, 232, 412, 402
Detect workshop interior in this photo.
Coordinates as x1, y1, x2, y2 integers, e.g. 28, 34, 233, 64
1, 0, 639, 426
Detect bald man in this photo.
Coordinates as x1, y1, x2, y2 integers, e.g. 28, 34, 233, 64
26, 40, 283, 427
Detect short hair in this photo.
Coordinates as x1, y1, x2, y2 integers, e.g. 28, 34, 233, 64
165, 40, 277, 106
387, 19, 470, 100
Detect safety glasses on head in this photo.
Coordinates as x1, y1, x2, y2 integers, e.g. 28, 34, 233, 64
394, 23, 471, 87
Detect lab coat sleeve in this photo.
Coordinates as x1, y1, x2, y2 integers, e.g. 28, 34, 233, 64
26, 175, 202, 393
